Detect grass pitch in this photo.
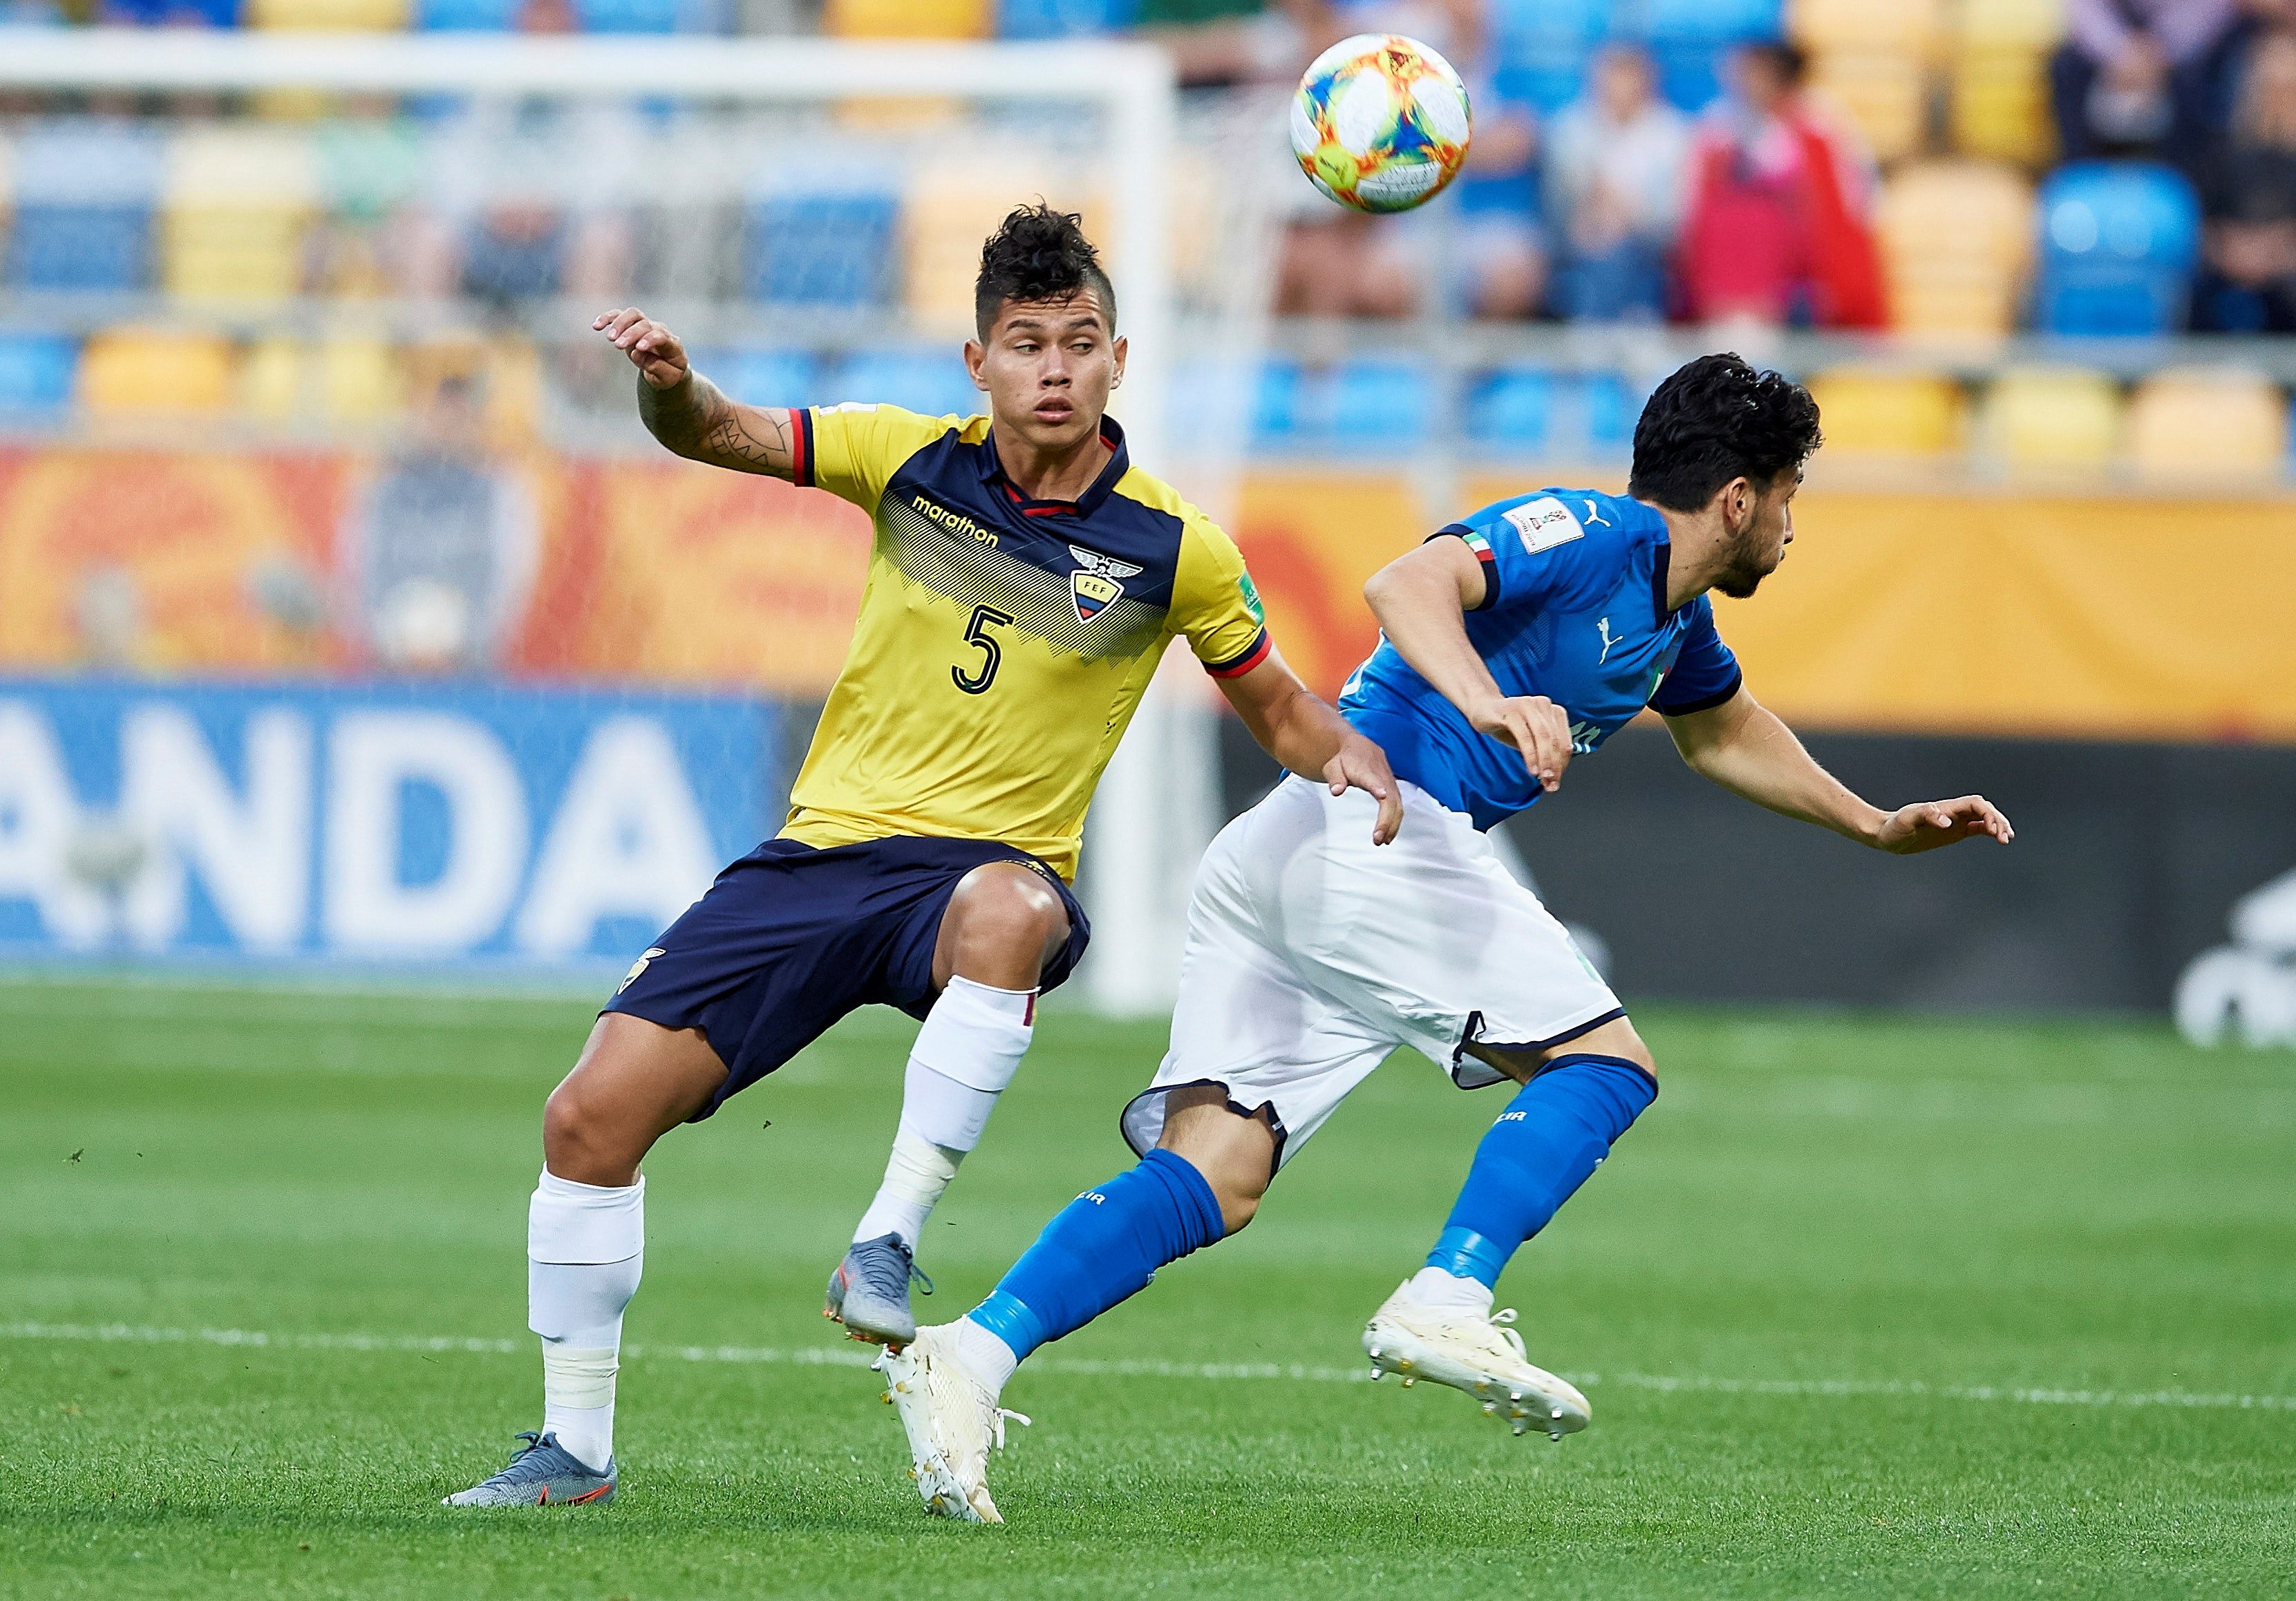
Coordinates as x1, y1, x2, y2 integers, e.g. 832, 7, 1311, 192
3, 975, 2292, 1599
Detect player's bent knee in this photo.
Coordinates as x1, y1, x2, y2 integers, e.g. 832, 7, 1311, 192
1158, 1089, 1277, 1235
939, 863, 1071, 987
542, 1016, 724, 1186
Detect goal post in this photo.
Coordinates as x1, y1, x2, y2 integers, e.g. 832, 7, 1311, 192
0, 30, 1213, 1012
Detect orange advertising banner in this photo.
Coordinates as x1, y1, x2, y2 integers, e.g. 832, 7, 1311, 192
1, 444, 2288, 745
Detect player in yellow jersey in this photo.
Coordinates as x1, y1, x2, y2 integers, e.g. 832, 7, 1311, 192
444, 204, 1401, 1508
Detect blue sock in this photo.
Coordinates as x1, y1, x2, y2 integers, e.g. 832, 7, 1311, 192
1424, 1054, 1657, 1289
965, 1148, 1226, 1364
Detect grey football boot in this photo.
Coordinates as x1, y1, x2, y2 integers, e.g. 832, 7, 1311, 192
825, 1232, 934, 1348
442, 1431, 616, 1507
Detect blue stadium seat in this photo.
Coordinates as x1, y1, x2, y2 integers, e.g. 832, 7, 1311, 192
5, 122, 163, 293
825, 350, 981, 419
2034, 162, 2202, 338
100, 0, 241, 23
743, 187, 900, 310
1467, 367, 1559, 449
416, 0, 516, 28
999, 0, 1134, 38
1637, 0, 1780, 43
1492, 0, 1610, 49
1254, 360, 1432, 452
0, 335, 78, 418
1492, 0, 1607, 113
1578, 372, 1638, 456
574, 0, 713, 31
693, 348, 818, 411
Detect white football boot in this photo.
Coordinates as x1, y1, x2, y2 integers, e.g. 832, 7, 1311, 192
874, 1324, 1030, 1524
1362, 1282, 1592, 1441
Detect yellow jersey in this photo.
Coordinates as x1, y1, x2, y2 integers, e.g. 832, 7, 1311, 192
779, 404, 1270, 881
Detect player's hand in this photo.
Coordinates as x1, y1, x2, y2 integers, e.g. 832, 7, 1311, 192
1870, 795, 2015, 854
594, 308, 689, 389
1469, 694, 1572, 793
1324, 731, 1404, 846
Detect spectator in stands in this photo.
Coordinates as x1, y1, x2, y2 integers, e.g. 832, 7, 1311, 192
1677, 41, 1886, 330
341, 373, 539, 675
2196, 28, 2296, 330
1546, 44, 1689, 324
2052, 0, 2250, 173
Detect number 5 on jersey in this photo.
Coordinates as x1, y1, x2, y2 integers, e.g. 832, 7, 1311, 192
954, 604, 1015, 694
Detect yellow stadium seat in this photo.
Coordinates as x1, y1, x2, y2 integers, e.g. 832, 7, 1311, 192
80, 329, 237, 418
1982, 367, 2120, 470
1952, 48, 2056, 167
825, 0, 987, 37
241, 336, 303, 422
2127, 370, 2290, 483
1808, 50, 1932, 165
904, 159, 1106, 333
1791, 0, 1945, 56
246, 0, 408, 26
319, 335, 402, 423
1877, 160, 2034, 337
1955, 0, 2063, 50
1806, 369, 1966, 460
162, 129, 319, 303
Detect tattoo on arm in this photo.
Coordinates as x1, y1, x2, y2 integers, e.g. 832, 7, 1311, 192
636, 371, 795, 478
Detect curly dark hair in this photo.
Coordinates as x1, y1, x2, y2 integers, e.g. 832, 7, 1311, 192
975, 202, 1117, 339
1627, 354, 1823, 512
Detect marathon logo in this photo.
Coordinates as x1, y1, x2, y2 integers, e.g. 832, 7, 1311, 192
912, 495, 998, 546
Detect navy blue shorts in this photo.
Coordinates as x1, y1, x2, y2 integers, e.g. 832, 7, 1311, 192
603, 834, 1089, 1122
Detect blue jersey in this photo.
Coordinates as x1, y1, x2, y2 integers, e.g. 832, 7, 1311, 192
1339, 489, 1743, 830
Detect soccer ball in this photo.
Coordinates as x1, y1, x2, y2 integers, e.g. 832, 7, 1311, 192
1290, 33, 1473, 214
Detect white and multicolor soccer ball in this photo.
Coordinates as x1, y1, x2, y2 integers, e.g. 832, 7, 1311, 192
1290, 32, 1473, 214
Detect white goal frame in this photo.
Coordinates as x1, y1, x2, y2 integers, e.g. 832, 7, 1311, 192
1, 29, 1205, 1015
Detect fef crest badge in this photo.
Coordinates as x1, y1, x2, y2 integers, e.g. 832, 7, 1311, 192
1069, 545, 1142, 624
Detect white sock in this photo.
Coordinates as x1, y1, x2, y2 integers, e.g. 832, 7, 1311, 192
954, 1315, 1021, 1396
851, 977, 1035, 1248
1404, 1266, 1494, 1316
527, 1168, 644, 1471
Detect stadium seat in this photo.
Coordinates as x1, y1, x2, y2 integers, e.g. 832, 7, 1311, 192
698, 348, 819, 411
903, 164, 1102, 333
319, 336, 402, 422
1808, 50, 1932, 164
1000, 0, 1133, 38
827, 350, 981, 420
1955, 0, 2063, 50
1789, 0, 1944, 54
100, 0, 242, 22
2034, 163, 2201, 337
1980, 366, 2120, 469
79, 328, 236, 418
1467, 368, 1559, 451
1950, 45, 2056, 167
1644, 0, 1782, 43
4, 122, 163, 293
0, 333, 78, 418
1577, 371, 1637, 456
1492, 0, 1609, 113
246, 0, 411, 25
1805, 368, 1966, 459
162, 128, 319, 304
575, 0, 703, 32
2126, 369, 2290, 483
1877, 160, 2035, 337
415, 0, 516, 26
744, 184, 901, 310
825, 0, 988, 37
240, 336, 302, 422
1254, 360, 1433, 452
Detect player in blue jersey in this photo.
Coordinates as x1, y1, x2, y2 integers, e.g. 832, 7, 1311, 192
873, 354, 2015, 1522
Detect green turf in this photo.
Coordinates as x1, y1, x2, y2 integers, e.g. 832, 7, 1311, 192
2, 975, 2292, 1600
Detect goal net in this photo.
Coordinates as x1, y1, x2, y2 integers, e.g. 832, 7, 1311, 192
0, 30, 1255, 1011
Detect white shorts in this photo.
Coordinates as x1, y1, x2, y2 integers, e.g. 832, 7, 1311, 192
1120, 775, 1624, 1168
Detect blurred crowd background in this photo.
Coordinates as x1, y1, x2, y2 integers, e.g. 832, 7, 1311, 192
0, 3, 2291, 1029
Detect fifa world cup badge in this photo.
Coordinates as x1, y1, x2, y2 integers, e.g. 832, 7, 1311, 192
1069, 545, 1142, 624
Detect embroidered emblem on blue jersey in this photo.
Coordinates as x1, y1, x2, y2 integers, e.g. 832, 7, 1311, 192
1068, 545, 1144, 624
1500, 497, 1584, 555
618, 947, 666, 994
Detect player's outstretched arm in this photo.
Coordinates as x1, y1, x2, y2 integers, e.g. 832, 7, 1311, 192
1363, 539, 1575, 793
1664, 688, 2015, 854
1216, 645, 1403, 845
594, 307, 802, 478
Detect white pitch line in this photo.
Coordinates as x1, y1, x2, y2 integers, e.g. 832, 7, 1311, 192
4, 1322, 2290, 1415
